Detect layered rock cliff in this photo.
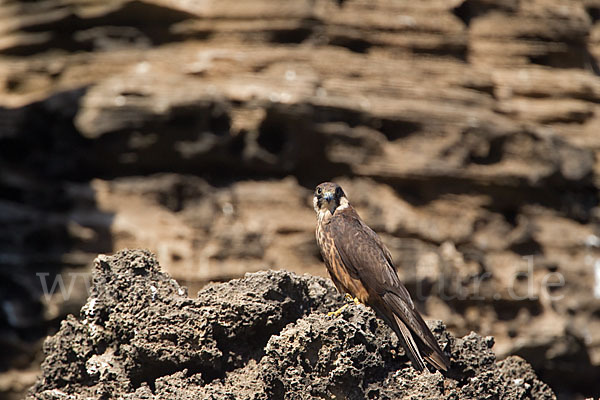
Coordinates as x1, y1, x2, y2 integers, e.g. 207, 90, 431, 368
1, 0, 600, 398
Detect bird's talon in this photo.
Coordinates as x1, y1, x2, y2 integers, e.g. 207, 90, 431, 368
328, 303, 350, 317
328, 296, 363, 317
314, 182, 450, 372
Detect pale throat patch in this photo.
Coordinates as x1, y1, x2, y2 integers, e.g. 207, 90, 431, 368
314, 194, 349, 222
336, 196, 349, 212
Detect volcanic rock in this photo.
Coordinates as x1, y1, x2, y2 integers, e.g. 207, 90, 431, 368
29, 250, 555, 400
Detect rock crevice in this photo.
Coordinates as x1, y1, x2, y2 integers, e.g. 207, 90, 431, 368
30, 250, 555, 400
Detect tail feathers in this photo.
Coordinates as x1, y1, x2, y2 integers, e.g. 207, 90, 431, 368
383, 293, 450, 372
371, 298, 450, 372
413, 319, 450, 372
393, 314, 426, 372
421, 342, 450, 372
394, 314, 450, 372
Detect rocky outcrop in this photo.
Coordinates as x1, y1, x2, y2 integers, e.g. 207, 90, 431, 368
29, 250, 555, 400
2, 0, 600, 398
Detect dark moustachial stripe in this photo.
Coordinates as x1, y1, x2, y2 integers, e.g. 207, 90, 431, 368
313, 181, 450, 373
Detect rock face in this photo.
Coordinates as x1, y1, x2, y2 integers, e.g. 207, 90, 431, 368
2, 0, 600, 398
29, 250, 555, 400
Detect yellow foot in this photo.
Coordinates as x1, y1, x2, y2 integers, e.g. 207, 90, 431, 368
327, 303, 350, 317
345, 293, 362, 306
328, 295, 362, 317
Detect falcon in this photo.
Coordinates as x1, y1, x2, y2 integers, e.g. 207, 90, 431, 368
313, 182, 450, 372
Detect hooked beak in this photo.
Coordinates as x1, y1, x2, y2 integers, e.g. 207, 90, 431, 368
323, 192, 334, 202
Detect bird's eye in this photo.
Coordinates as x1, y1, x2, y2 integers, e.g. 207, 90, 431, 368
335, 187, 342, 197
316, 187, 322, 195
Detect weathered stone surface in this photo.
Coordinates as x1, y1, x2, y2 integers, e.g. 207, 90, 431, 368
1, 0, 600, 398
29, 250, 556, 400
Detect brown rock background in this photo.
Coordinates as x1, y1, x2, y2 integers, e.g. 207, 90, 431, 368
1, 0, 600, 398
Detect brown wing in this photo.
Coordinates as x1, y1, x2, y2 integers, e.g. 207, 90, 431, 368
327, 209, 450, 372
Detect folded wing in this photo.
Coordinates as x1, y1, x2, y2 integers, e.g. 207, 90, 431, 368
327, 211, 450, 371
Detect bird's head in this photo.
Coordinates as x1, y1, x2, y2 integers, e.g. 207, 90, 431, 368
313, 182, 349, 217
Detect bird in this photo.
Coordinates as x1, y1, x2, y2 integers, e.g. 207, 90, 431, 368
313, 182, 450, 372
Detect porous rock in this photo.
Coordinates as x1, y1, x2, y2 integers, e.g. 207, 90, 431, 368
3, 1, 600, 396
29, 250, 555, 400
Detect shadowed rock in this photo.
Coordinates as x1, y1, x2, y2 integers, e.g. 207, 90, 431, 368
29, 249, 555, 400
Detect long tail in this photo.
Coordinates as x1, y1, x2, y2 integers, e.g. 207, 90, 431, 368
377, 293, 450, 372
393, 314, 427, 371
